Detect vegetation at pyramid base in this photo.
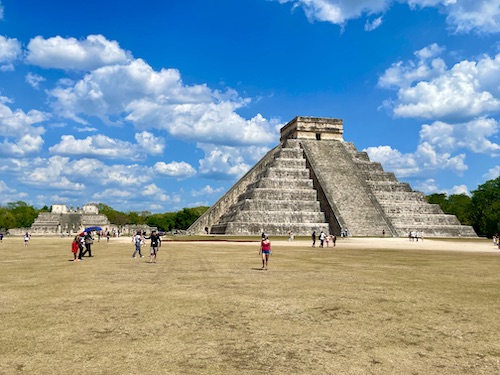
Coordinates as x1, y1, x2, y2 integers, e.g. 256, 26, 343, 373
0, 203, 209, 232
425, 176, 500, 238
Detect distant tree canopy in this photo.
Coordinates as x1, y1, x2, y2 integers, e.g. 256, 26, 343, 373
0, 202, 209, 233
425, 176, 500, 237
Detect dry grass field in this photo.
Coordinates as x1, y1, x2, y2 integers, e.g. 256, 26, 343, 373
0, 236, 499, 375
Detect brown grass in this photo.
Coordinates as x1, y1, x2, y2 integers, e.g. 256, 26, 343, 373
0, 237, 499, 374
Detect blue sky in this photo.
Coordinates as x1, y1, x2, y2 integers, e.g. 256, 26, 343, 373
0, 0, 499, 213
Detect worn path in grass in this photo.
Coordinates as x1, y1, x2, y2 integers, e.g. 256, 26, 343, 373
0, 236, 498, 375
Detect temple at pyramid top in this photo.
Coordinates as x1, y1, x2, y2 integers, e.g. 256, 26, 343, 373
280, 116, 344, 142
188, 116, 476, 238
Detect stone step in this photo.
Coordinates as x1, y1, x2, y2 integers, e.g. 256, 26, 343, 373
233, 199, 322, 212
380, 203, 443, 215
224, 222, 329, 236
366, 181, 413, 192
354, 162, 384, 172
375, 191, 427, 203
277, 148, 304, 159
393, 224, 477, 237
224, 211, 326, 223
242, 188, 318, 201
388, 214, 460, 226
265, 168, 311, 179
252, 178, 314, 189
272, 158, 306, 169
364, 172, 398, 182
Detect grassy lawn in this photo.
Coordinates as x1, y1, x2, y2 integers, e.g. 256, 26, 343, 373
0, 237, 499, 374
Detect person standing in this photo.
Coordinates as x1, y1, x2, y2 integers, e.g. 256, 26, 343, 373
332, 234, 337, 247
259, 234, 271, 270
81, 231, 94, 257
24, 232, 30, 246
319, 231, 326, 248
311, 231, 316, 247
71, 236, 79, 262
144, 230, 161, 263
132, 231, 144, 258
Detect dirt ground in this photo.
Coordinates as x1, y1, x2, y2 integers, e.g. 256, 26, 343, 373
0, 235, 498, 375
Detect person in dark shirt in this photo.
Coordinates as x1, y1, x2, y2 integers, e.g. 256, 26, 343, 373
144, 230, 162, 263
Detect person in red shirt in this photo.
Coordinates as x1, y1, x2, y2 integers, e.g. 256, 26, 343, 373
71, 235, 79, 262
259, 234, 271, 270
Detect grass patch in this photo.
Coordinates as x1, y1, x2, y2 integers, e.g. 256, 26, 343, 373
0, 237, 499, 374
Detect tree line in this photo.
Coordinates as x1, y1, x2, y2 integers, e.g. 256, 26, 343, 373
0, 202, 208, 233
0, 176, 498, 237
425, 176, 499, 238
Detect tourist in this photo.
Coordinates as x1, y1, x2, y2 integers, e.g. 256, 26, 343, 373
382, 229, 385, 237
319, 231, 325, 248
144, 230, 161, 263
81, 231, 94, 257
325, 233, 330, 247
106, 231, 110, 242
71, 235, 79, 262
332, 234, 337, 247
24, 232, 30, 246
77, 233, 85, 260
0, 233, 3, 242
311, 231, 316, 247
132, 231, 144, 258
260, 234, 271, 270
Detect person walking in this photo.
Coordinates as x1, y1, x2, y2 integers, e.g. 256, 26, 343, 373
132, 231, 144, 258
77, 233, 85, 260
311, 231, 316, 247
24, 232, 30, 246
71, 235, 79, 262
144, 230, 161, 263
260, 234, 271, 270
81, 231, 94, 257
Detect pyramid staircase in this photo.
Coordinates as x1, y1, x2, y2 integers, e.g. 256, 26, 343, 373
209, 139, 328, 235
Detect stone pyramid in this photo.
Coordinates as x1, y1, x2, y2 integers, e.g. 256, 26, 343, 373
188, 116, 477, 237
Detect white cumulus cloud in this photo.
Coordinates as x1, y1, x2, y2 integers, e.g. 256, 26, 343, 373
380, 47, 500, 121
49, 132, 165, 160
46, 44, 279, 146
26, 34, 131, 70
364, 142, 467, 178
191, 185, 225, 197
275, 1, 500, 33
154, 161, 196, 178
0, 35, 21, 71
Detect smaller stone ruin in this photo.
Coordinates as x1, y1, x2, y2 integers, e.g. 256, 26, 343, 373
28, 203, 111, 236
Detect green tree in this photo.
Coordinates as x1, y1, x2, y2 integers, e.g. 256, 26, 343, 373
174, 208, 202, 230
426, 193, 448, 211
0, 208, 16, 230
6, 201, 38, 228
471, 177, 500, 237
446, 194, 474, 226
146, 213, 176, 231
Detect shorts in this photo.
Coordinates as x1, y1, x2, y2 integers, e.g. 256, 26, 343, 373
261, 250, 270, 255
150, 246, 158, 255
